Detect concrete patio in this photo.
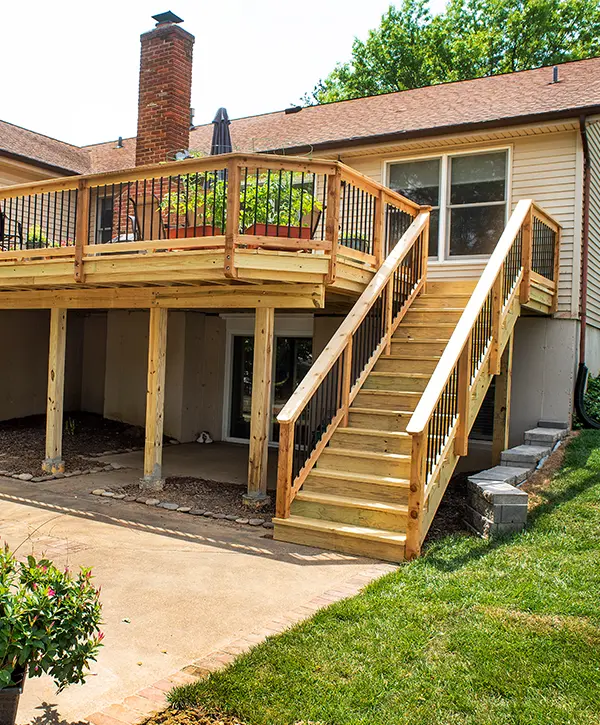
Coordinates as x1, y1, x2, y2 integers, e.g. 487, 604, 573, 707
0, 468, 393, 725
98, 440, 278, 490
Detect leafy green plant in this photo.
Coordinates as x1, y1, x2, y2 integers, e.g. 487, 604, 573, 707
160, 171, 321, 230
26, 226, 48, 249
584, 374, 600, 419
0, 546, 103, 692
64, 418, 77, 436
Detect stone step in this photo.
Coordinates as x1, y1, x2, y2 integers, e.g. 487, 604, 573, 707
500, 444, 551, 470
524, 426, 568, 446
538, 419, 570, 430
468, 465, 530, 486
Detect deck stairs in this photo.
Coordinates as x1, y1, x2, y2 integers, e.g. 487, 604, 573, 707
274, 280, 476, 562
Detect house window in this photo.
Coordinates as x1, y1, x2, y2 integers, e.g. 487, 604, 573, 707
389, 158, 440, 257
96, 196, 114, 244
388, 149, 508, 260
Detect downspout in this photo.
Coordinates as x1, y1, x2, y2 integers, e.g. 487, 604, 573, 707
574, 115, 599, 426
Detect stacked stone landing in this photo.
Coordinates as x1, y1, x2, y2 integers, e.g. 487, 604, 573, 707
274, 281, 475, 563
465, 421, 569, 537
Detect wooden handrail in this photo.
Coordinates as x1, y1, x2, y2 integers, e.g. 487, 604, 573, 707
403, 198, 560, 558
276, 210, 429, 519
406, 200, 533, 437
279, 211, 429, 425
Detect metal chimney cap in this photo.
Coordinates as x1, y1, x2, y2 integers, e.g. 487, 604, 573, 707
152, 11, 184, 26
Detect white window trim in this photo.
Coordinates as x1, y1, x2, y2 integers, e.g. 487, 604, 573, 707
382, 144, 513, 264
221, 313, 314, 445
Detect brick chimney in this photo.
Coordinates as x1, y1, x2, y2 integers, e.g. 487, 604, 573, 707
135, 12, 195, 167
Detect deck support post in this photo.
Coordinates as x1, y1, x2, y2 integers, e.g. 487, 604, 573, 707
245, 307, 275, 507
43, 308, 67, 474
141, 308, 168, 490
492, 333, 514, 466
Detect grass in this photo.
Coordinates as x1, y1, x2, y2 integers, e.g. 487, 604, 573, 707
167, 431, 600, 725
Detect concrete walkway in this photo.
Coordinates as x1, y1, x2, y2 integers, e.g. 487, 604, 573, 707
0, 471, 394, 725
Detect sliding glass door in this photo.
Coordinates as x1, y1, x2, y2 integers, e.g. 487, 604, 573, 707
229, 335, 313, 442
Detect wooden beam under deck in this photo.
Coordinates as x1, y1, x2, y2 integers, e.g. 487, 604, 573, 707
0, 283, 326, 310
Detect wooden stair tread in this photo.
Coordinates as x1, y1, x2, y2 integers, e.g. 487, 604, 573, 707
357, 389, 420, 395
399, 322, 456, 327
324, 447, 410, 463
368, 371, 431, 379
409, 306, 464, 312
295, 490, 408, 514
337, 427, 410, 439
306, 468, 410, 487
381, 354, 441, 361
395, 338, 453, 343
349, 406, 414, 416
273, 515, 408, 544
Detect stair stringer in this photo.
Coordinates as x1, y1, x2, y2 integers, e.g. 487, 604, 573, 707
415, 292, 522, 549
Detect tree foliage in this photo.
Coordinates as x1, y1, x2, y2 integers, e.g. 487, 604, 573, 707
306, 0, 600, 104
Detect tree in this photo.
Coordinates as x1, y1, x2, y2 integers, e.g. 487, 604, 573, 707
306, 0, 600, 104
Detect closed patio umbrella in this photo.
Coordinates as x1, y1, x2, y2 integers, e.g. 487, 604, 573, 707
211, 107, 233, 155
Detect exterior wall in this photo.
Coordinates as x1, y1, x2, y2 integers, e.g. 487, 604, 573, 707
510, 316, 578, 442
313, 316, 343, 358
199, 315, 227, 441
0, 310, 85, 422
0, 156, 63, 187
339, 121, 582, 316
103, 310, 210, 442
81, 313, 107, 414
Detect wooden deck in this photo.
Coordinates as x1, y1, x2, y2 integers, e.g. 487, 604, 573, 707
0, 152, 419, 309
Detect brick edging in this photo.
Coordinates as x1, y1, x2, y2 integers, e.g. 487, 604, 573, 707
86, 563, 396, 724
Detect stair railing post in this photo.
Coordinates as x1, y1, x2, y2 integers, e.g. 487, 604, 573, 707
520, 205, 533, 304
325, 167, 342, 284
420, 209, 430, 284
373, 189, 386, 267
74, 180, 90, 283
489, 268, 504, 375
341, 339, 353, 427
454, 335, 473, 457
406, 428, 427, 560
276, 420, 295, 518
224, 158, 241, 279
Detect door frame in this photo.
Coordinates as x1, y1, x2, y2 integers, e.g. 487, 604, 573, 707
221, 313, 314, 445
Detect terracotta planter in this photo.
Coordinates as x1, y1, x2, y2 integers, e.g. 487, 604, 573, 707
0, 667, 26, 725
246, 223, 312, 239
168, 225, 222, 239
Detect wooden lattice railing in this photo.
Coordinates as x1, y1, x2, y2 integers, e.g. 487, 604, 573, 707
275, 208, 431, 518
404, 200, 560, 558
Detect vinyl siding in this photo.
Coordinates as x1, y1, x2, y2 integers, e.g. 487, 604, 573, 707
586, 118, 600, 328
339, 123, 582, 315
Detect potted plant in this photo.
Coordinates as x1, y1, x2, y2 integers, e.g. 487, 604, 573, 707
0, 545, 103, 725
160, 170, 322, 240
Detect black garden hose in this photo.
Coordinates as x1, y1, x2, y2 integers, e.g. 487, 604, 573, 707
574, 363, 600, 429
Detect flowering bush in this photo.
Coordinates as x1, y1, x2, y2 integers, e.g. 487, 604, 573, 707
0, 545, 103, 692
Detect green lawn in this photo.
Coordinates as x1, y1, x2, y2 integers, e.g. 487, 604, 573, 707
169, 431, 600, 725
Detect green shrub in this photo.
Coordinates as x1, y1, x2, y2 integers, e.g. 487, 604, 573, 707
0, 546, 103, 691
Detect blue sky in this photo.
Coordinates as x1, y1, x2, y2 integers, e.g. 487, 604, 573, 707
0, 0, 447, 147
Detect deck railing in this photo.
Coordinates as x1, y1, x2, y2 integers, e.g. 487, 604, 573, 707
0, 153, 420, 284
275, 209, 430, 518
405, 200, 560, 557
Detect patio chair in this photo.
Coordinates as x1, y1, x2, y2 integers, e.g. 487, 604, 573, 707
0, 211, 24, 251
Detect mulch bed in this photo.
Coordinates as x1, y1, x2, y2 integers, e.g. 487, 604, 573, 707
0, 412, 145, 476
121, 476, 276, 518
424, 472, 472, 543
